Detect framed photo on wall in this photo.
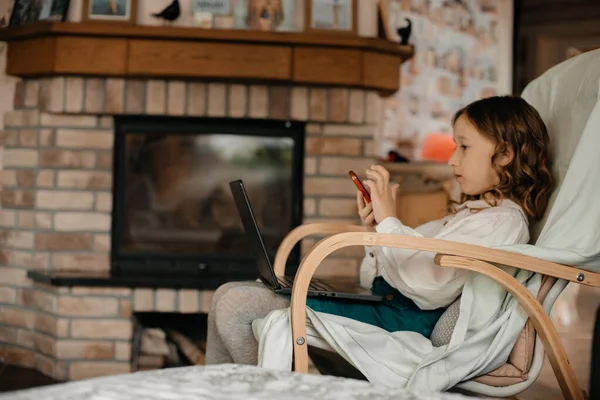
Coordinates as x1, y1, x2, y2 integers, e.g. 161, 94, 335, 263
305, 0, 357, 34
82, 0, 137, 24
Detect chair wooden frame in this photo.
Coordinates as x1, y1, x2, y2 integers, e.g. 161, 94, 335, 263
272, 223, 600, 400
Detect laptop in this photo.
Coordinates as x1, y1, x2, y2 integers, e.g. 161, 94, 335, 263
229, 179, 383, 302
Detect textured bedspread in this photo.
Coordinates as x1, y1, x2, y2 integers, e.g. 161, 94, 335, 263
0, 364, 485, 400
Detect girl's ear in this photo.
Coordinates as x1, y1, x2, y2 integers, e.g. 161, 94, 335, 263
496, 145, 514, 167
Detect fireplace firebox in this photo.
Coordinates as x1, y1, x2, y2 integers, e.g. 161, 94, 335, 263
111, 116, 305, 278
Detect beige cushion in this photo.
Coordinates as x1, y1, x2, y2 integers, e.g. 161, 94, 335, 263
521, 49, 600, 243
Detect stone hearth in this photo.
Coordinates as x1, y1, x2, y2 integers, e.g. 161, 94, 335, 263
0, 76, 382, 380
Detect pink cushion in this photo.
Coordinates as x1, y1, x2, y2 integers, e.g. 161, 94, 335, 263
473, 276, 557, 386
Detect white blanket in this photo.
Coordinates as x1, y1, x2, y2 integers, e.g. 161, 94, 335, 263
253, 50, 600, 391
0, 364, 486, 400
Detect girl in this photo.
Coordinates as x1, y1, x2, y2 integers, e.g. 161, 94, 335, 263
206, 95, 554, 365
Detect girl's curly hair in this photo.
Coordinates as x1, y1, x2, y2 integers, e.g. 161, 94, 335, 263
451, 96, 554, 220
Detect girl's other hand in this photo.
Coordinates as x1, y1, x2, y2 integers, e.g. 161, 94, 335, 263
363, 165, 400, 224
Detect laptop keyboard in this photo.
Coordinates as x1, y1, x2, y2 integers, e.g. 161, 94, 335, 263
277, 276, 330, 292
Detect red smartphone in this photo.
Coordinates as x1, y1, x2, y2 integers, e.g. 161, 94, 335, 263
349, 170, 371, 203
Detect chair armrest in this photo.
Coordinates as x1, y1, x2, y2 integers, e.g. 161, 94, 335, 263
272, 223, 366, 276
291, 231, 600, 289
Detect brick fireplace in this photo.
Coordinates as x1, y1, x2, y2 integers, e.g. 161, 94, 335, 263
0, 19, 415, 381
0, 76, 383, 380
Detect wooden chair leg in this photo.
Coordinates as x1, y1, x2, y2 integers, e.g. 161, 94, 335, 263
435, 255, 584, 400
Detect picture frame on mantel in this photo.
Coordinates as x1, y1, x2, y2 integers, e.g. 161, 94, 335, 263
305, 0, 357, 35
82, 0, 137, 24
9, 0, 71, 26
248, 0, 284, 31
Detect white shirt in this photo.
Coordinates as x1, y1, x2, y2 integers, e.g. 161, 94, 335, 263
360, 199, 530, 310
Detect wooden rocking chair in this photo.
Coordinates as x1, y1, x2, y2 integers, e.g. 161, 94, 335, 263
270, 50, 600, 400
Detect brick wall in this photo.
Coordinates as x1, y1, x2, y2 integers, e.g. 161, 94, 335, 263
0, 77, 382, 380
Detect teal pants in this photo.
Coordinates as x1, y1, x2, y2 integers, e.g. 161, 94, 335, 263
305, 276, 446, 338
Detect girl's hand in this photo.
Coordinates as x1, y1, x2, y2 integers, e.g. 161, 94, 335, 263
363, 165, 400, 224
357, 190, 376, 232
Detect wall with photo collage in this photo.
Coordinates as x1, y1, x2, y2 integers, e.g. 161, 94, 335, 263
379, 0, 506, 162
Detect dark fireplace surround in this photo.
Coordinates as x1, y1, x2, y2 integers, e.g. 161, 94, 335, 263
111, 116, 305, 280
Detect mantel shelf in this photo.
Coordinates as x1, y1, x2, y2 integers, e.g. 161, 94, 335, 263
0, 22, 415, 94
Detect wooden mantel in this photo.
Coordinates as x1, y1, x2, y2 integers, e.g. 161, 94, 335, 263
0, 22, 414, 94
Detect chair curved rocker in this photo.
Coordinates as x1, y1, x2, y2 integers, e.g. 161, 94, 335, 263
269, 49, 600, 400
273, 223, 597, 400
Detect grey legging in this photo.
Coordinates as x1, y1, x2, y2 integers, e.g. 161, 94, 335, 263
206, 281, 290, 365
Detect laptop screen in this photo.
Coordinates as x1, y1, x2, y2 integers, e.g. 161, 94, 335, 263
229, 180, 280, 288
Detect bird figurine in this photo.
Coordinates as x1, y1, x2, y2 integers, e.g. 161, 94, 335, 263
152, 0, 181, 25
386, 150, 409, 163
396, 18, 412, 46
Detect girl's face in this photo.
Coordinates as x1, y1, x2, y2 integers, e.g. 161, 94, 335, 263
448, 115, 501, 196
